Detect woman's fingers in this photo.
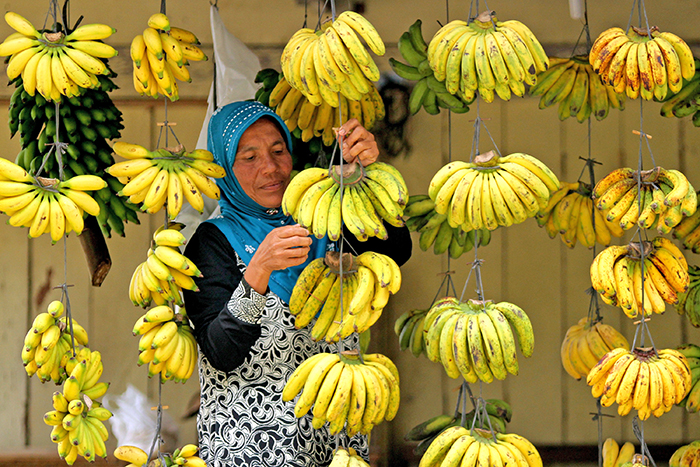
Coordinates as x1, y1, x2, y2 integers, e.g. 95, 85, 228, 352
336, 118, 378, 166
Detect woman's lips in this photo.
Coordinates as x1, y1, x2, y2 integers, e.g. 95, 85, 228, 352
261, 180, 284, 190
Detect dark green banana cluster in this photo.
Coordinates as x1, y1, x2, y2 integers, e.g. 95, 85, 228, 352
390, 20, 471, 115
404, 194, 491, 258
659, 59, 700, 125
254, 68, 329, 171
406, 399, 513, 456
9, 70, 139, 238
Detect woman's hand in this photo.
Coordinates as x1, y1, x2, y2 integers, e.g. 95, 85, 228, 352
244, 224, 313, 294
336, 118, 379, 167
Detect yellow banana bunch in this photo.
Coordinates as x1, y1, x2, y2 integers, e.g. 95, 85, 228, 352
536, 181, 624, 248
113, 445, 149, 465
676, 269, 700, 327
281, 161, 407, 242
428, 150, 560, 232
172, 443, 207, 467
0, 12, 116, 101
423, 297, 534, 383
282, 351, 399, 436
419, 426, 542, 467
670, 442, 700, 467
107, 142, 224, 218
529, 55, 625, 122
44, 347, 112, 464
281, 11, 385, 108
288, 251, 401, 342
426, 10, 548, 104
676, 344, 700, 412
589, 26, 695, 100
560, 316, 629, 380
672, 196, 700, 252
131, 13, 206, 101
0, 158, 107, 242
587, 346, 692, 420
592, 166, 696, 234
590, 238, 689, 317
602, 439, 636, 467
21, 301, 90, 384
46, 396, 112, 464
129, 224, 202, 309
268, 75, 384, 144
328, 447, 369, 467
404, 194, 492, 258
132, 306, 198, 383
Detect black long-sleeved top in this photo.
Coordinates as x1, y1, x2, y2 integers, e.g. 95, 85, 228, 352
183, 221, 412, 373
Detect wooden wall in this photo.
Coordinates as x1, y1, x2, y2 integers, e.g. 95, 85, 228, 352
0, 0, 699, 464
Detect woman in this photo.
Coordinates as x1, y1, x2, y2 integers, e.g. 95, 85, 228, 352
183, 101, 411, 467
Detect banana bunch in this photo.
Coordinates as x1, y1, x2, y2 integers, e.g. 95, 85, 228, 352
44, 386, 112, 465
131, 13, 207, 101
536, 181, 624, 248
429, 151, 560, 232
281, 11, 384, 108
282, 351, 399, 436
672, 197, 700, 253
129, 223, 202, 308
0, 12, 116, 101
328, 447, 369, 467
113, 445, 149, 466
404, 195, 491, 258
423, 297, 534, 383
676, 344, 700, 412
132, 306, 198, 383
0, 160, 107, 241
659, 59, 700, 124
419, 426, 542, 467
255, 69, 336, 168
676, 267, 700, 327
9, 62, 136, 238
406, 400, 513, 456
587, 346, 692, 419
390, 20, 471, 115
589, 26, 695, 100
267, 74, 384, 144
281, 161, 407, 242
427, 11, 549, 104
107, 142, 224, 218
289, 251, 401, 342
560, 316, 630, 380
22, 300, 89, 383
592, 167, 697, 234
171, 444, 206, 467
394, 309, 428, 357
590, 237, 689, 317
529, 55, 625, 122
602, 438, 636, 467
670, 441, 700, 467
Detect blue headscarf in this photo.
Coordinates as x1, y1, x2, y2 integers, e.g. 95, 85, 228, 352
206, 101, 329, 303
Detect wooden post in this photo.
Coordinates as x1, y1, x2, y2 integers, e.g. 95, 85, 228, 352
78, 216, 112, 287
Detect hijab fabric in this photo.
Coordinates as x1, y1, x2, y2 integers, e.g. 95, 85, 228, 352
206, 101, 329, 303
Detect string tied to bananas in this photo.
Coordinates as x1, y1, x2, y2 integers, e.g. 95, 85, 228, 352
632, 417, 657, 467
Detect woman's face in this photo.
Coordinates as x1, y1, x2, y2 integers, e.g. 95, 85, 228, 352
233, 118, 293, 209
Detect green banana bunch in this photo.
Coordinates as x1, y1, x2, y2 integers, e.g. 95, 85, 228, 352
394, 309, 428, 357
253, 68, 338, 171
676, 344, 700, 412
390, 20, 472, 115
406, 399, 513, 455
675, 266, 700, 327
9, 67, 138, 238
404, 194, 491, 258
659, 58, 700, 124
